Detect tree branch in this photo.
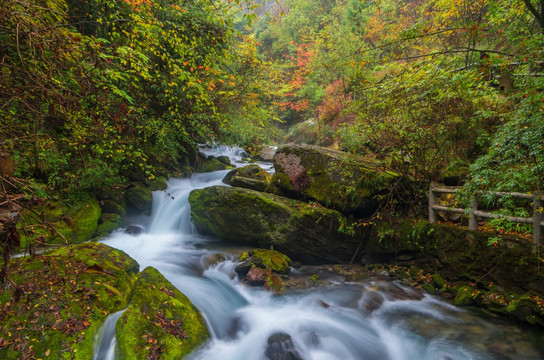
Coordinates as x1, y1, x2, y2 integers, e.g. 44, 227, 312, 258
522, 0, 544, 30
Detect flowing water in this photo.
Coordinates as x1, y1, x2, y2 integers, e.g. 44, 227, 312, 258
97, 146, 543, 360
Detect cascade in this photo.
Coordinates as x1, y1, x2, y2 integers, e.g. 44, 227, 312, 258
94, 146, 542, 360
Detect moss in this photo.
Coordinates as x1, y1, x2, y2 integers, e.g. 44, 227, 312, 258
246, 249, 292, 274
116, 267, 209, 360
265, 273, 284, 293
422, 282, 435, 294
124, 186, 152, 213
431, 273, 446, 289
19, 198, 101, 248
95, 221, 120, 237
0, 243, 138, 360
147, 176, 168, 191
189, 186, 365, 264
505, 293, 544, 326
196, 157, 232, 173
100, 212, 122, 224
268, 172, 296, 194
100, 199, 127, 217
454, 285, 480, 306
272, 144, 397, 216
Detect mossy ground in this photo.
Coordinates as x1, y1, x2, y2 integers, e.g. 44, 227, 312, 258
116, 267, 209, 360
18, 198, 101, 249
0, 242, 138, 359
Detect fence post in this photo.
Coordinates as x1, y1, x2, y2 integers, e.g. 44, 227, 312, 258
469, 197, 478, 230
429, 183, 436, 223
534, 193, 542, 245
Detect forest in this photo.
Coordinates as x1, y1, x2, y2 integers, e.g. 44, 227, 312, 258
1, 0, 543, 200
1, 0, 544, 358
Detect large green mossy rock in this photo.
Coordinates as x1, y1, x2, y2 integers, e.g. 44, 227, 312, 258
189, 186, 365, 264
116, 267, 209, 360
20, 198, 101, 248
195, 156, 233, 173
222, 164, 271, 192
269, 144, 397, 216
0, 242, 139, 360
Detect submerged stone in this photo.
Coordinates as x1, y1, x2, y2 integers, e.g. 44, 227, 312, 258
265, 332, 303, 360
125, 225, 144, 236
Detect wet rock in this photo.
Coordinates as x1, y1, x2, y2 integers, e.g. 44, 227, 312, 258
241, 249, 292, 274
234, 259, 252, 278
246, 266, 268, 286
124, 185, 152, 213
223, 164, 271, 192
202, 253, 227, 268
147, 176, 168, 191
125, 225, 144, 236
265, 332, 303, 360
252, 146, 277, 162
360, 291, 384, 315
216, 155, 232, 166
100, 199, 126, 217
196, 155, 233, 173
189, 186, 366, 264
268, 144, 398, 216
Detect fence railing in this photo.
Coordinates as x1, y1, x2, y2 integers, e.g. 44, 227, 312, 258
429, 184, 543, 245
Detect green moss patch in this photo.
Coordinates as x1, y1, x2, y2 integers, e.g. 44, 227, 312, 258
19, 198, 101, 248
189, 186, 366, 264
0, 242, 138, 360
116, 267, 209, 360
244, 249, 292, 274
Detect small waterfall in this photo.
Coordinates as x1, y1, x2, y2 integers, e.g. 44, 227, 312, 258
98, 146, 543, 360
93, 310, 125, 360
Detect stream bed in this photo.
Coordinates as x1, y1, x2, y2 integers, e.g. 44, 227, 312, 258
97, 147, 543, 360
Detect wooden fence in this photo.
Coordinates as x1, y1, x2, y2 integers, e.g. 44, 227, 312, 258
429, 184, 543, 245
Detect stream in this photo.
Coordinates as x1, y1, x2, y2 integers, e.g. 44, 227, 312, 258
96, 146, 543, 360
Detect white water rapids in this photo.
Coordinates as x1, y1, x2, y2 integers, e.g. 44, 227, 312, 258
95, 146, 542, 360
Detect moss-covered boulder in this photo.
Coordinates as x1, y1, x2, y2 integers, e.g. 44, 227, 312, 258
116, 267, 209, 360
269, 144, 397, 216
251, 145, 277, 162
195, 155, 233, 173
240, 249, 292, 274
124, 184, 153, 214
101, 199, 127, 217
0, 242, 139, 360
147, 176, 168, 191
235, 249, 291, 293
19, 198, 102, 248
189, 186, 366, 264
222, 165, 271, 192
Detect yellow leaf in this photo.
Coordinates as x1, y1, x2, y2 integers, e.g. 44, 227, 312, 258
45, 349, 51, 357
